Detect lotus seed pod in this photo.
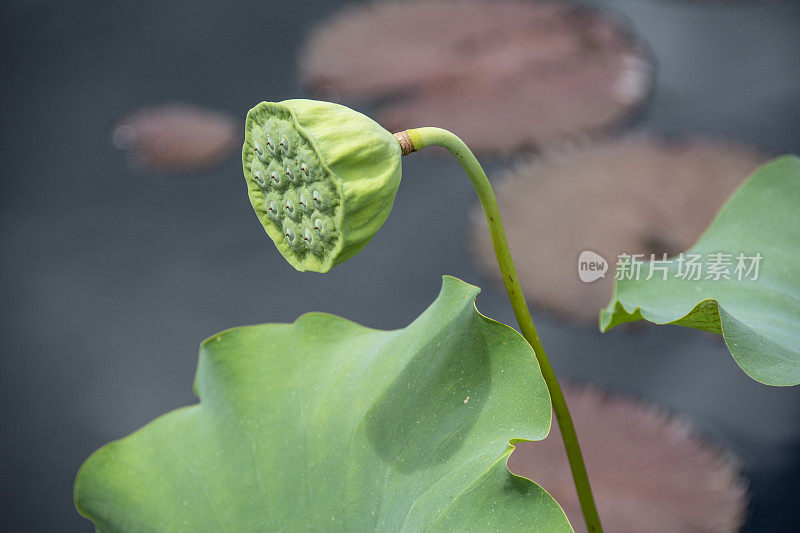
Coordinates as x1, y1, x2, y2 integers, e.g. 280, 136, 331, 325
243, 99, 403, 272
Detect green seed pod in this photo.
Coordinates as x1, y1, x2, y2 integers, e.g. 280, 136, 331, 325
242, 99, 402, 272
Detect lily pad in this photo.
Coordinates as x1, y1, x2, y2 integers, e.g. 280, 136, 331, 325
468, 134, 766, 324
74, 276, 571, 531
510, 384, 747, 533
112, 103, 240, 173
601, 155, 800, 386
299, 0, 651, 153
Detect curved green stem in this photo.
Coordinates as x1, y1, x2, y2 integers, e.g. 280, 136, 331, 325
403, 127, 603, 533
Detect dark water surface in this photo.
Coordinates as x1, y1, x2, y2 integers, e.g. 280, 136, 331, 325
1, 0, 799, 530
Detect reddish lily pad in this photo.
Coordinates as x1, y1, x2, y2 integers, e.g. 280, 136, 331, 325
112, 104, 240, 173
299, 0, 652, 153
468, 135, 767, 324
510, 384, 748, 533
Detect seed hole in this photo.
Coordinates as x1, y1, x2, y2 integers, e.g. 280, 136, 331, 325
299, 195, 310, 212
253, 169, 265, 186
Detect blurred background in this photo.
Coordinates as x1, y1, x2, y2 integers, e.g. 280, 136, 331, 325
1, 0, 799, 531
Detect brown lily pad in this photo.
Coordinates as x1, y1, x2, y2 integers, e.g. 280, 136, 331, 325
510, 384, 748, 532
468, 134, 768, 324
299, 0, 652, 153
111, 104, 240, 173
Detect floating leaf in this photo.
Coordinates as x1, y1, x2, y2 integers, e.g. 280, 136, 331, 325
469, 134, 766, 324
511, 384, 747, 532
112, 104, 240, 173
601, 156, 800, 386
299, 0, 651, 153
74, 276, 571, 531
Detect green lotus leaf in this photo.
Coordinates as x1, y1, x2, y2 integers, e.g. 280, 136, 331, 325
601, 155, 800, 386
74, 276, 571, 531
242, 99, 402, 272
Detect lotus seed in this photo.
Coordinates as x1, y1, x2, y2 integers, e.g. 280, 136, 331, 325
285, 226, 295, 241
270, 170, 281, 185
312, 190, 321, 203
279, 135, 289, 153
303, 228, 313, 243
314, 219, 323, 231
268, 200, 278, 214
285, 200, 294, 214
253, 142, 263, 156
285, 166, 294, 181
300, 163, 308, 175
265, 134, 276, 154
253, 169, 265, 186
